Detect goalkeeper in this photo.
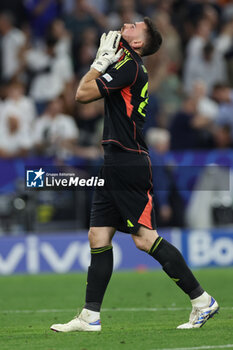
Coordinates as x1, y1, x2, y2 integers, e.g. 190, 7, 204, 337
51, 18, 219, 332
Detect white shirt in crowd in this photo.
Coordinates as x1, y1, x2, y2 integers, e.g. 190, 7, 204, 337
34, 113, 79, 158
26, 49, 73, 102
197, 97, 219, 121
3, 96, 37, 128
186, 35, 206, 60
1, 28, 26, 80
183, 51, 227, 94
0, 106, 34, 154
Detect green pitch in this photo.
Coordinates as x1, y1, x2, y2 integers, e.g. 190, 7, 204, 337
0, 268, 232, 350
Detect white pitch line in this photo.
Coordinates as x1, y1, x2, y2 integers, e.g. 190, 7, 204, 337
0, 307, 188, 314
0, 306, 232, 314
0, 309, 74, 314
103, 307, 189, 312
151, 345, 233, 350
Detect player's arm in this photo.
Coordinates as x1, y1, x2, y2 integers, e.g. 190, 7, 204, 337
75, 69, 102, 104
75, 31, 123, 104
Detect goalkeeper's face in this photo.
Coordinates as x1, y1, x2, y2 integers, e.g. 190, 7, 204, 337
121, 22, 146, 50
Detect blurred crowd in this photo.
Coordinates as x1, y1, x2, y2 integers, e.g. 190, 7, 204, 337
0, 0, 232, 162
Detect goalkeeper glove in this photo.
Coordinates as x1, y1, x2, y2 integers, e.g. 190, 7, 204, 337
91, 31, 123, 73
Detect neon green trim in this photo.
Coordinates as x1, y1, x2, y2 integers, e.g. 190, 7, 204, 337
115, 57, 131, 70
115, 57, 132, 70
141, 65, 147, 73
114, 57, 127, 69
123, 48, 131, 57
149, 237, 163, 254
138, 82, 149, 117
141, 82, 148, 97
91, 245, 112, 254
127, 219, 134, 227
172, 278, 180, 282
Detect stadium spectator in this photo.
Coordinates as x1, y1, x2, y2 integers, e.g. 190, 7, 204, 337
153, 10, 182, 72
25, 36, 73, 114
59, 78, 78, 117
144, 9, 183, 127
75, 100, 103, 147
143, 51, 168, 129
146, 127, 170, 155
0, 105, 34, 158
33, 95, 100, 160
185, 18, 212, 60
0, 12, 26, 84
3, 81, 37, 128
142, 92, 160, 133
192, 80, 219, 124
181, 1, 220, 44
75, 28, 98, 78
170, 80, 219, 150
212, 83, 233, 139
147, 127, 185, 227
49, 19, 72, 56
183, 41, 227, 94
146, 45, 182, 128
215, 18, 233, 55
33, 97, 79, 159
169, 97, 202, 150
202, 4, 219, 31
77, 44, 96, 78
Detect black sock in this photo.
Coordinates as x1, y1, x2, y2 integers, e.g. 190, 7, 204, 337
148, 237, 204, 299
85, 245, 113, 312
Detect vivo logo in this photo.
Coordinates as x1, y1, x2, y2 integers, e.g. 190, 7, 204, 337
188, 231, 233, 266
0, 236, 122, 275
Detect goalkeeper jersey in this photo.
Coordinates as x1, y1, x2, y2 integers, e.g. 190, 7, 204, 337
96, 38, 149, 155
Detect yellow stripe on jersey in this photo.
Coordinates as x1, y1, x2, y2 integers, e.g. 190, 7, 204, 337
115, 56, 132, 70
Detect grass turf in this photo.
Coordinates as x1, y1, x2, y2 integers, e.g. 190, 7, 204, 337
0, 268, 232, 350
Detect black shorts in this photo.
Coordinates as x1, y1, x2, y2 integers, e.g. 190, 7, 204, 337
90, 146, 156, 234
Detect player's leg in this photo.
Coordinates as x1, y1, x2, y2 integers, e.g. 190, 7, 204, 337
50, 226, 116, 332
84, 226, 116, 313
132, 226, 219, 329
133, 226, 204, 298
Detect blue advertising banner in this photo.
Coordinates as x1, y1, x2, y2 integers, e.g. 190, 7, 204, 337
180, 229, 233, 268
0, 229, 233, 275
0, 231, 171, 275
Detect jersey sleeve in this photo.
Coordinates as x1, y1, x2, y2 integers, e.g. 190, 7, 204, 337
96, 58, 138, 97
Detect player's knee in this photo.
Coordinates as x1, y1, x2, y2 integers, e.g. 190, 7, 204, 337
88, 227, 113, 248
88, 228, 98, 245
133, 236, 148, 252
